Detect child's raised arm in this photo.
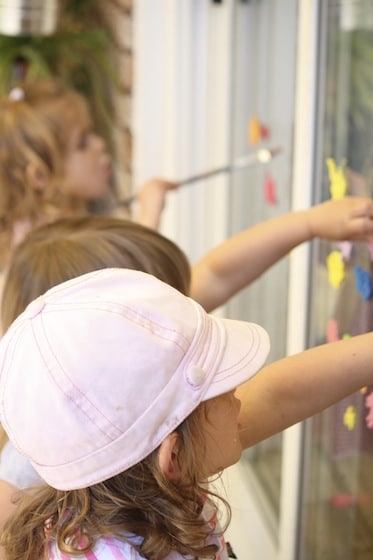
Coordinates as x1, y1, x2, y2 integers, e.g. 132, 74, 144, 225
190, 197, 373, 312
134, 178, 179, 230
236, 332, 373, 448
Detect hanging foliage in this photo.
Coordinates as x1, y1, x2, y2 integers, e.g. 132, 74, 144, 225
0, 0, 128, 155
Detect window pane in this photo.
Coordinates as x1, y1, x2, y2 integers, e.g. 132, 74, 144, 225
300, 2, 373, 559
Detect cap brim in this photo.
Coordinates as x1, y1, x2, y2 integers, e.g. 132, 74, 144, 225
204, 317, 270, 401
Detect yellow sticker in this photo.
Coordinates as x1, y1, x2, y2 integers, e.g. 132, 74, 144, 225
326, 158, 347, 199
343, 405, 357, 431
326, 251, 345, 288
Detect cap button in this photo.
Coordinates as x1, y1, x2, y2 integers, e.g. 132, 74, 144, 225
25, 296, 46, 318
186, 365, 206, 389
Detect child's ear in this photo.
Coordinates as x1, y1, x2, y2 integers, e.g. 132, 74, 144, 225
26, 163, 49, 191
158, 432, 181, 481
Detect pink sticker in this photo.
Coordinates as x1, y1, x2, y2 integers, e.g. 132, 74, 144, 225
365, 391, 373, 429
326, 318, 339, 342
338, 241, 353, 261
264, 172, 277, 205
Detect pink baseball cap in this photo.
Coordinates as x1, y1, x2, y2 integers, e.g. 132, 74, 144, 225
0, 269, 270, 490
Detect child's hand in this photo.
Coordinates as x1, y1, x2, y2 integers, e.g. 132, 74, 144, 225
307, 197, 373, 242
135, 178, 179, 230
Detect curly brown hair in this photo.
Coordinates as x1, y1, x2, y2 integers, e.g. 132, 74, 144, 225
1, 403, 231, 560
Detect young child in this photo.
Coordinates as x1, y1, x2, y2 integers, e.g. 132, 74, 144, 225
0, 217, 192, 543
0, 268, 271, 560
0, 78, 177, 270
2, 269, 373, 560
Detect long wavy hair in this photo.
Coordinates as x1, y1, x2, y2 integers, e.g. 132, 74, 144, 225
1, 401, 231, 560
0, 79, 93, 268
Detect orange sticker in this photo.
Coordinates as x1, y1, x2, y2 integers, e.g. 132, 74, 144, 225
248, 116, 270, 145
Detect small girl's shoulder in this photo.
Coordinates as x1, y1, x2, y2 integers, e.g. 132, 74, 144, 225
48, 534, 230, 559
48, 535, 141, 559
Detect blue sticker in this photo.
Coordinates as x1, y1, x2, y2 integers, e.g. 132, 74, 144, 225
354, 265, 373, 300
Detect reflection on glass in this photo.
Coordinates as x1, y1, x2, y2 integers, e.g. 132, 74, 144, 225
301, 2, 373, 558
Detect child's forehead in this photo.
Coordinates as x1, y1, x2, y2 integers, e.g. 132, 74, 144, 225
72, 115, 91, 134
67, 104, 92, 129
67, 112, 92, 144
58, 94, 92, 128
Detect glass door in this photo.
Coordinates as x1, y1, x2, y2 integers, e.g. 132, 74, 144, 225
299, 2, 373, 559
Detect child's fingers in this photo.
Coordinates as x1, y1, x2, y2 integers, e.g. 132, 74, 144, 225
348, 215, 373, 240
349, 198, 373, 219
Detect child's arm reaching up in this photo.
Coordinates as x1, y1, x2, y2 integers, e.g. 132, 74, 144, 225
237, 333, 373, 448
134, 178, 179, 230
190, 197, 373, 312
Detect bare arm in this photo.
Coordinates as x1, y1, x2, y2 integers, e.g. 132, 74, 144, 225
134, 179, 179, 230
237, 333, 373, 448
191, 197, 373, 312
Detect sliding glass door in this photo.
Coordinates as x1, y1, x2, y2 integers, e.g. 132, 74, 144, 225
299, 2, 373, 559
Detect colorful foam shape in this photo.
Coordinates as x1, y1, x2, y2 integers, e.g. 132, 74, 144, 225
248, 115, 270, 145
354, 265, 373, 300
365, 391, 373, 429
338, 241, 353, 261
326, 157, 347, 199
343, 405, 357, 431
326, 251, 345, 288
264, 172, 277, 205
326, 318, 339, 342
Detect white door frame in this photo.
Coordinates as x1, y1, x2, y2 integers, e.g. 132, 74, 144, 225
280, 2, 320, 558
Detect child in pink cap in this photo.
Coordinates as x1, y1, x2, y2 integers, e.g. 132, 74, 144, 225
0, 268, 271, 560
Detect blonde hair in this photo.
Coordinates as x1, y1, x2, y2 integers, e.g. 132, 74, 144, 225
1, 403, 230, 560
0, 79, 92, 268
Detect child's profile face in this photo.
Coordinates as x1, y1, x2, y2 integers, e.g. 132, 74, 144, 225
202, 390, 242, 476
64, 120, 112, 201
